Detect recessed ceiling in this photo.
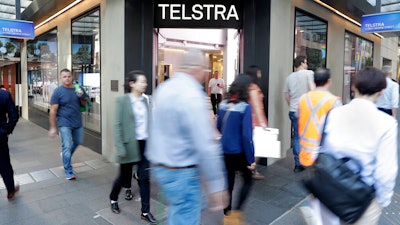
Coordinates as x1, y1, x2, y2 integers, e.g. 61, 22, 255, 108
0, 0, 33, 20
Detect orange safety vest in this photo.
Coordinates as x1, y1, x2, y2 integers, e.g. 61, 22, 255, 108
298, 91, 338, 166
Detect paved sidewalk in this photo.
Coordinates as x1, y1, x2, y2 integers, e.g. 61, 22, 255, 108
1, 119, 399, 225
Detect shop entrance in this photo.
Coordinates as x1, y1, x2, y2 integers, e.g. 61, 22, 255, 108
154, 28, 241, 92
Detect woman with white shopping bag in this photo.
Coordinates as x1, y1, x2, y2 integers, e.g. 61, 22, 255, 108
217, 74, 256, 225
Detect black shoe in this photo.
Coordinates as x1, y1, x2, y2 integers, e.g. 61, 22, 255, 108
141, 212, 157, 224
110, 202, 120, 214
293, 165, 305, 173
125, 189, 133, 200
7, 185, 20, 200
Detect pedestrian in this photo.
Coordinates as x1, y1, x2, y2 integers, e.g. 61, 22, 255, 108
244, 65, 268, 180
217, 74, 256, 224
314, 67, 397, 224
109, 70, 156, 224
49, 68, 88, 180
0, 88, 19, 199
208, 70, 225, 119
298, 68, 341, 166
375, 65, 399, 117
283, 55, 314, 173
146, 48, 228, 225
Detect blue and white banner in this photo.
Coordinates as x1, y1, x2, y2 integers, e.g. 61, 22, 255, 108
0, 19, 34, 39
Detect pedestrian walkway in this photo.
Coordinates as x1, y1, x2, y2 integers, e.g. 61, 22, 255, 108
1, 119, 399, 224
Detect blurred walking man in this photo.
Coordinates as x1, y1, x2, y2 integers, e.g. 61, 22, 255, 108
375, 65, 399, 117
147, 49, 227, 225
0, 88, 19, 199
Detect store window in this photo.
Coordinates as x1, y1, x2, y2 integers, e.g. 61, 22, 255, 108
294, 9, 327, 70
27, 29, 58, 112
343, 31, 373, 104
72, 8, 100, 132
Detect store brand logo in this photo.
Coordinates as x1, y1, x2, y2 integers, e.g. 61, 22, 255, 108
158, 4, 239, 21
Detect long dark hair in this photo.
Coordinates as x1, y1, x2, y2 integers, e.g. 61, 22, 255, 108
226, 74, 252, 103
245, 65, 261, 87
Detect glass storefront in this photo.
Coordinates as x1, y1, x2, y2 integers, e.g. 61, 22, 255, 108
27, 29, 58, 112
72, 8, 101, 132
294, 9, 327, 71
343, 31, 373, 104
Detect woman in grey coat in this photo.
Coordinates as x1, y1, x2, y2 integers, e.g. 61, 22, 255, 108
109, 70, 156, 224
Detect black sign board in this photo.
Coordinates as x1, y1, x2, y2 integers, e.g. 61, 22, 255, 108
154, 0, 243, 28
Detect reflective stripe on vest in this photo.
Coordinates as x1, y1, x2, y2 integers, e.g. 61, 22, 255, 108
298, 92, 337, 166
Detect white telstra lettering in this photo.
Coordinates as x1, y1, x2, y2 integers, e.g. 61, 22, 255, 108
158, 4, 169, 19
226, 5, 239, 20
170, 4, 181, 20
181, 4, 191, 20
203, 4, 214, 20
214, 5, 226, 20
192, 4, 203, 20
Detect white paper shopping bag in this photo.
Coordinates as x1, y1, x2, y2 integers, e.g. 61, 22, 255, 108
253, 126, 281, 158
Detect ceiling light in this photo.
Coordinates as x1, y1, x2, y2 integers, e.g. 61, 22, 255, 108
34, 0, 83, 30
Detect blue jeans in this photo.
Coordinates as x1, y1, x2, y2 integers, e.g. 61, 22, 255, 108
152, 167, 201, 225
289, 112, 300, 166
59, 126, 83, 176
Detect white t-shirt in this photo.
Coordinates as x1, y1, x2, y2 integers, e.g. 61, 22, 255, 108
208, 78, 225, 94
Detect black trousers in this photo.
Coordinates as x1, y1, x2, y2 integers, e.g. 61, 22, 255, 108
0, 134, 16, 193
109, 140, 151, 213
210, 93, 222, 115
223, 153, 253, 212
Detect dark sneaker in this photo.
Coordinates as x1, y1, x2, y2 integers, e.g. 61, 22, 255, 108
7, 185, 20, 200
111, 202, 120, 214
293, 165, 305, 173
141, 212, 157, 224
125, 189, 133, 200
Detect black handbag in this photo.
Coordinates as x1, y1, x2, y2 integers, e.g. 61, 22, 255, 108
302, 114, 375, 224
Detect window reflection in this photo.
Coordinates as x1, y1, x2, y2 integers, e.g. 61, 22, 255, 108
343, 31, 373, 104
294, 10, 327, 71
72, 8, 101, 132
27, 29, 58, 112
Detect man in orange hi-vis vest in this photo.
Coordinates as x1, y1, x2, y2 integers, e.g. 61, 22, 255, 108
298, 68, 342, 166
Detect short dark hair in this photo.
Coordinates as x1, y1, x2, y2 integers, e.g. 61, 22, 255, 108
124, 70, 145, 93
294, 55, 307, 68
314, 68, 330, 87
354, 67, 386, 96
226, 74, 252, 103
245, 65, 260, 84
60, 68, 71, 74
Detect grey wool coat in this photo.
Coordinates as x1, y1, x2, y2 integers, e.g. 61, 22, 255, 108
113, 94, 150, 164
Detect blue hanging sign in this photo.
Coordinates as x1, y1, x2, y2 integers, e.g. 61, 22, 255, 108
0, 19, 35, 39
361, 12, 400, 33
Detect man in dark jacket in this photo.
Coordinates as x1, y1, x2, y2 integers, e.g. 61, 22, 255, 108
0, 89, 19, 199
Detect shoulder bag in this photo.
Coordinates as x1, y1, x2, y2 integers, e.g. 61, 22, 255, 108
302, 114, 375, 224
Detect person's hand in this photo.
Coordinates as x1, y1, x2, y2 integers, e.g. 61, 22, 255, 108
207, 190, 229, 211
247, 162, 256, 171
48, 127, 58, 138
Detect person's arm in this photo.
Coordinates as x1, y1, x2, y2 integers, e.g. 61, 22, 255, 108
374, 121, 398, 207
391, 84, 399, 118
249, 89, 267, 127
48, 104, 59, 138
114, 97, 127, 157
5, 92, 19, 134
285, 92, 290, 106
242, 104, 255, 168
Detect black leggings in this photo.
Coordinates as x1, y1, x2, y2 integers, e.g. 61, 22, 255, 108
210, 93, 222, 115
223, 153, 253, 213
